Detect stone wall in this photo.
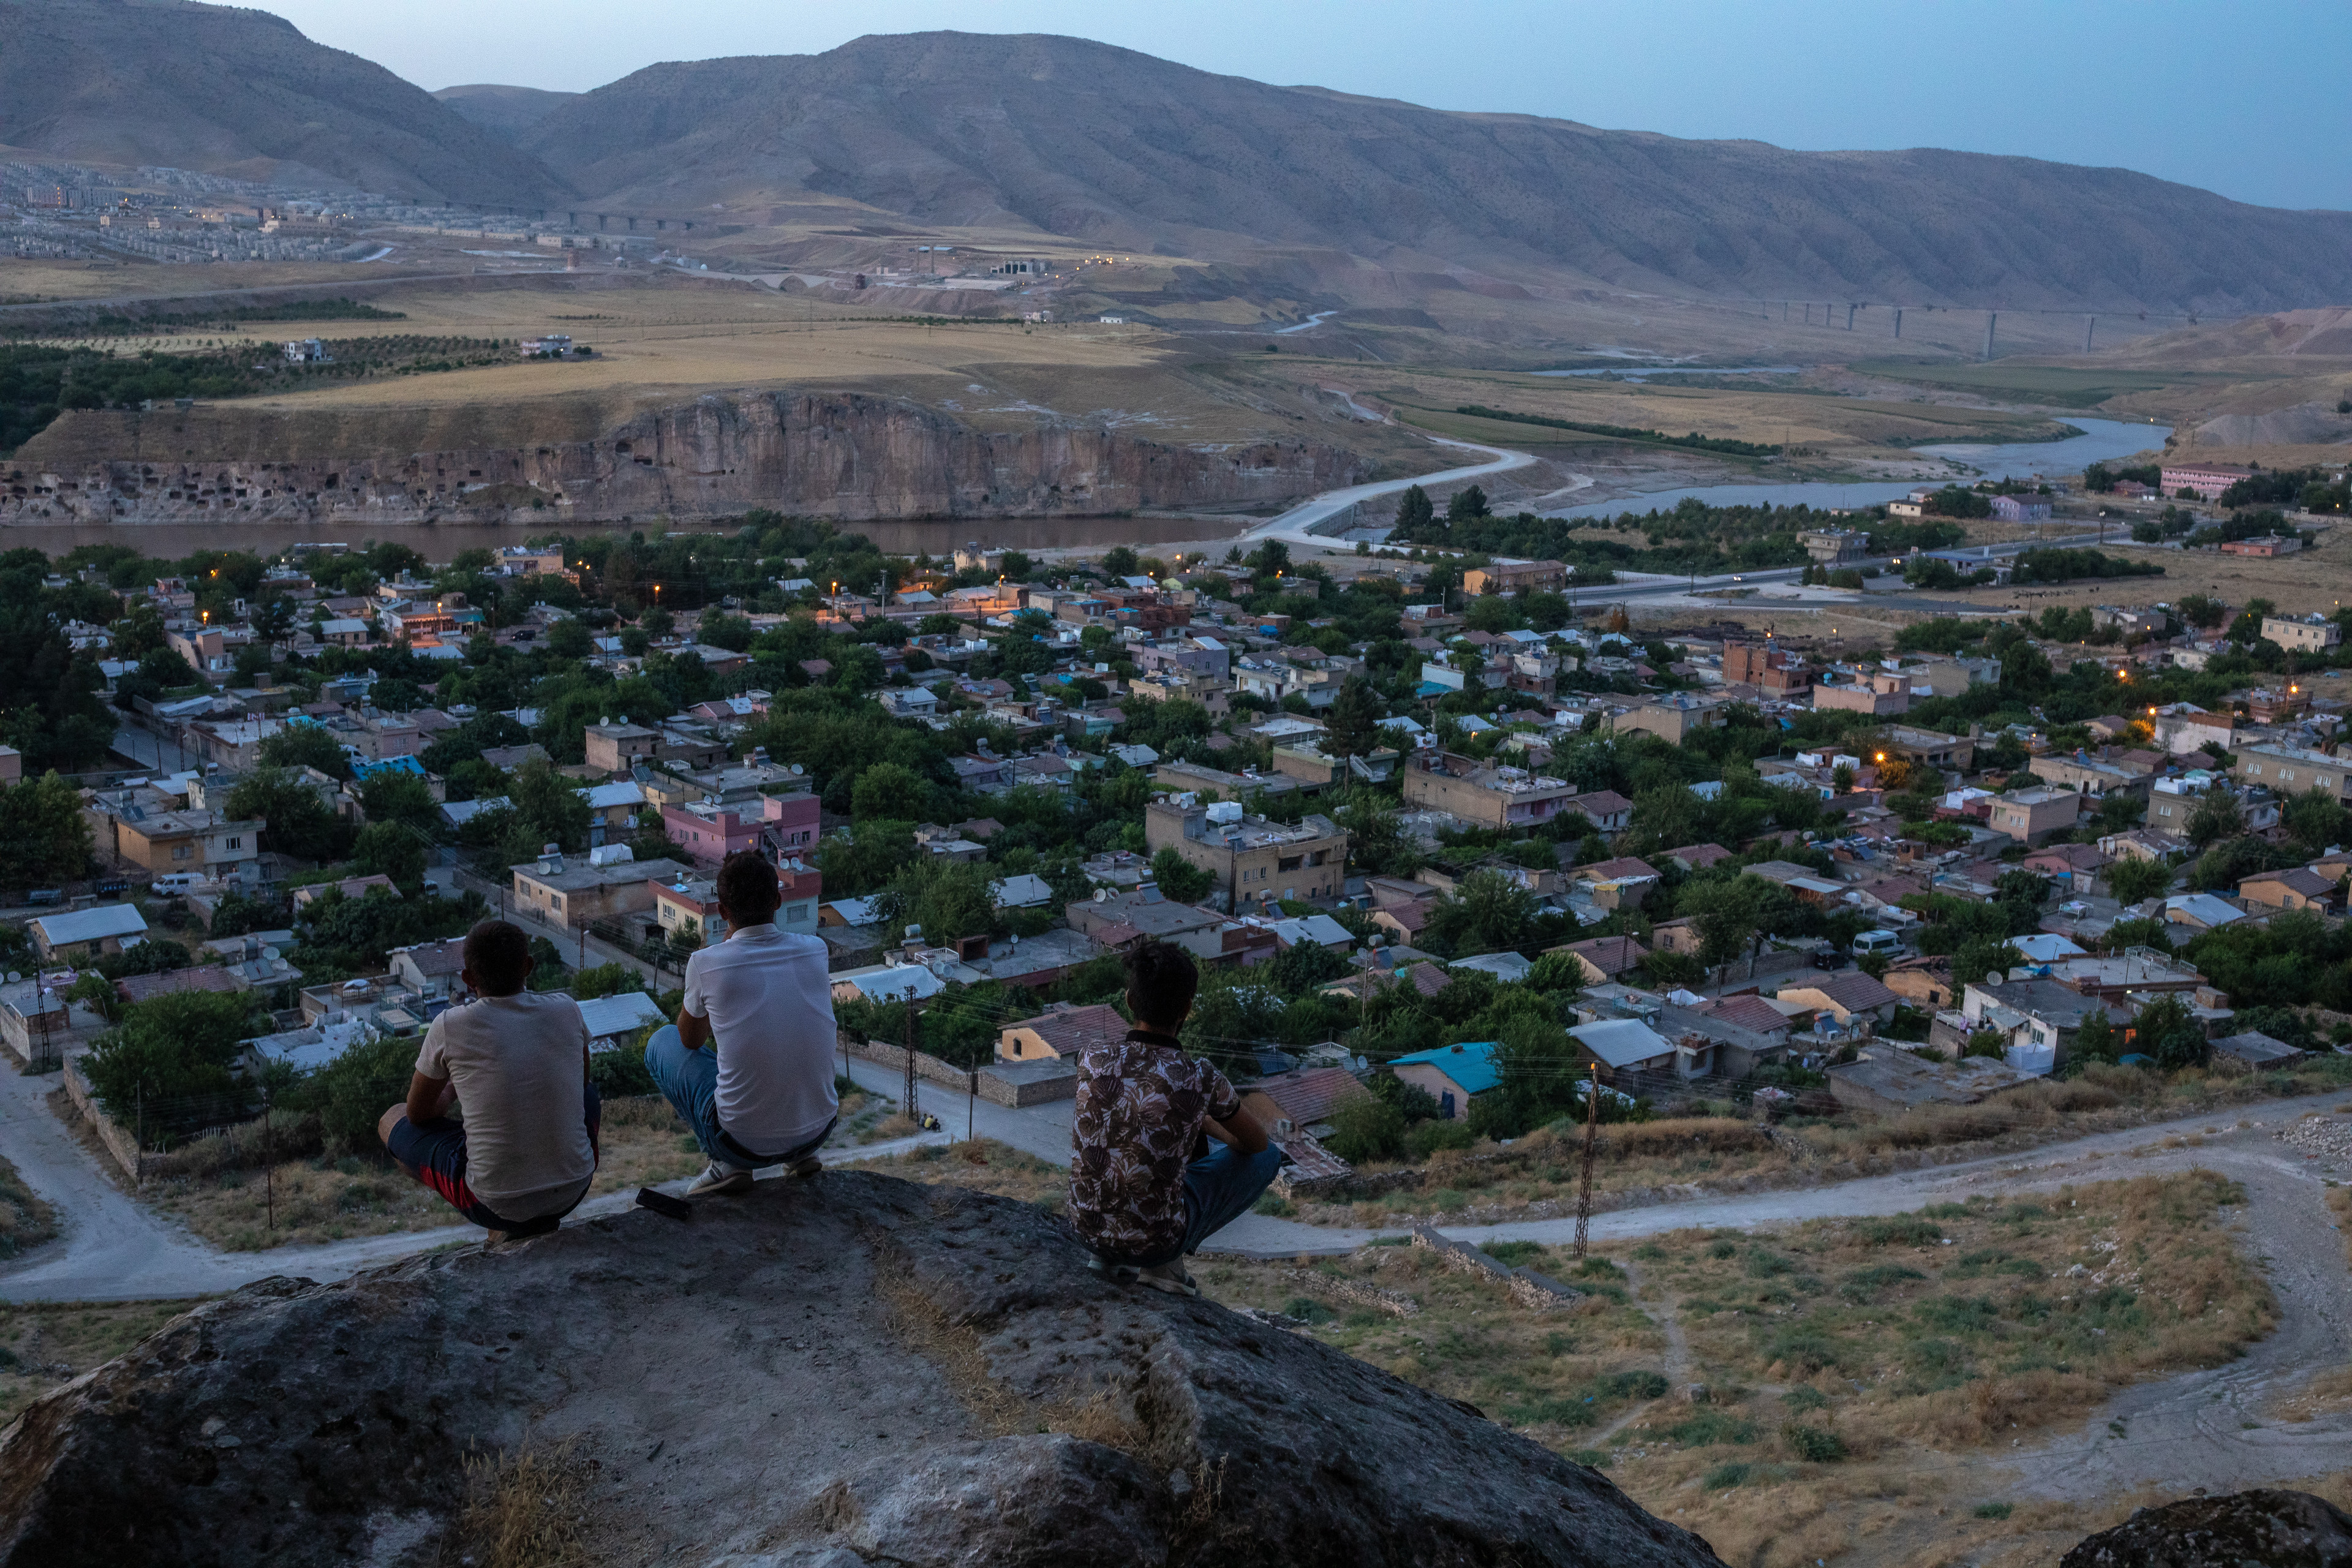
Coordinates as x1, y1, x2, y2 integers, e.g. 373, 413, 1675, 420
845, 1035, 1077, 1109
4, 389, 1372, 526
61, 1058, 159, 1182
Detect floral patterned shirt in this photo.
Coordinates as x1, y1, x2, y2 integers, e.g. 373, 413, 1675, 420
1069, 1028, 1241, 1262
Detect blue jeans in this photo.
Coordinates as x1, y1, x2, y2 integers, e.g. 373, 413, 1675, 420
644, 1025, 833, 1170
1175, 1142, 1285, 1259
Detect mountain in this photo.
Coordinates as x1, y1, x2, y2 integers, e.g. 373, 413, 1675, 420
434, 83, 579, 143
518, 31, 2352, 315
0, 0, 564, 207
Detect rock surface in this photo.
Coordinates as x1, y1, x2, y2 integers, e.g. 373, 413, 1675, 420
0, 1172, 1727, 1568
2060, 1489, 2352, 1567
5, 390, 1370, 526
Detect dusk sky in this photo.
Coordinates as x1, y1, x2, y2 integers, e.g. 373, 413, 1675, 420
255, 0, 2350, 211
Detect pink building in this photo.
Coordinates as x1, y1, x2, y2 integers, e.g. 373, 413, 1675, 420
761, 790, 821, 854
662, 802, 762, 866
2158, 462, 2253, 502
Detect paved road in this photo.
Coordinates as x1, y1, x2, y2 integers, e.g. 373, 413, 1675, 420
1238, 436, 1541, 549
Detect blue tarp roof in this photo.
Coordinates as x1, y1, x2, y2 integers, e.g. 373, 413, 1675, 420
1387, 1040, 1501, 1095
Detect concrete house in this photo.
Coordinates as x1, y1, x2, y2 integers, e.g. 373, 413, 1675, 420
1774, 971, 1900, 1028
2236, 866, 2340, 914
997, 1001, 1128, 1063
1388, 1040, 1499, 1121
30, 903, 149, 962
1144, 797, 1346, 907
1986, 787, 2081, 843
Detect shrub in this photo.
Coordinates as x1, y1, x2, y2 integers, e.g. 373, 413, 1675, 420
1856, 1215, 1944, 1246
588, 1044, 656, 1098
1405, 1118, 1478, 1159
1701, 1462, 1754, 1490
1838, 1264, 1926, 1303
1757, 1327, 1841, 1375
1782, 1422, 1849, 1462
1324, 1094, 1406, 1162
1781, 1386, 1830, 1412
1281, 1297, 1335, 1324
1915, 1295, 2002, 1333
1666, 1410, 1757, 1446
1973, 1502, 2014, 1520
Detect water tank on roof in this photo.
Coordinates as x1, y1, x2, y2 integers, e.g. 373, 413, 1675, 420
1205, 801, 1243, 825
588, 843, 633, 867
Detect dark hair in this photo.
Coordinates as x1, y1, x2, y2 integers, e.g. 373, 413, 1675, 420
1122, 941, 1199, 1030
462, 918, 532, 996
715, 850, 781, 919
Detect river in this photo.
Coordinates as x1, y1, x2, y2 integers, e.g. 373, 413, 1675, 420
1545, 416, 2170, 519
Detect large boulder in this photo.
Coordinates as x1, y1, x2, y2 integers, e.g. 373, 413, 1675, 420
2062, 1490, 2352, 1567
0, 1171, 1725, 1567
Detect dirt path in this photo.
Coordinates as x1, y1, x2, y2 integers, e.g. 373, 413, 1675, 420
1590, 1257, 1695, 1449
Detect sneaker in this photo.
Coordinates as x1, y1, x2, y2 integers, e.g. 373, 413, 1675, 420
1137, 1261, 1200, 1298
1087, 1254, 1140, 1285
786, 1154, 823, 1179
688, 1162, 755, 1197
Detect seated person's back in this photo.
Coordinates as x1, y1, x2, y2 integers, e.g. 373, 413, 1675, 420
424, 986, 595, 1218
680, 862, 838, 1158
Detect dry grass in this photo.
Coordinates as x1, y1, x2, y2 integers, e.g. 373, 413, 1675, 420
2330, 1185, 2352, 1267
131, 1095, 703, 1251
1208, 1171, 2265, 1568
0, 1151, 58, 1262
1286, 1060, 2352, 1231
441, 1438, 595, 1568
844, 1139, 1067, 1211
0, 1298, 204, 1425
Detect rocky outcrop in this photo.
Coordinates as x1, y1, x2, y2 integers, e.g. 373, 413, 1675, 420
0, 1172, 1725, 1568
2, 391, 1369, 526
2061, 1489, 2352, 1566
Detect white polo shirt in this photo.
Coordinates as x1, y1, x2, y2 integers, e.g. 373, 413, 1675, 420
681, 922, 840, 1155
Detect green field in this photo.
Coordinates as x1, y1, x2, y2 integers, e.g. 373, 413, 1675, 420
1849, 360, 2204, 409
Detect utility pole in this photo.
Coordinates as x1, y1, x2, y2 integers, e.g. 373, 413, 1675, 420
263, 1087, 274, 1235
1983, 311, 1997, 361
1892, 307, 1902, 339
1574, 1064, 1600, 1261
902, 984, 919, 1126
967, 1065, 976, 1144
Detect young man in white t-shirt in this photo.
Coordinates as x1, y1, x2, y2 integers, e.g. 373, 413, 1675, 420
378, 919, 599, 1240
645, 851, 840, 1196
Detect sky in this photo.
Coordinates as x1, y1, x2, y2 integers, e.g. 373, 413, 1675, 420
255, 0, 2350, 211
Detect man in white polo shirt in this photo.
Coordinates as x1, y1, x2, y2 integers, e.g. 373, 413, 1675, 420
644, 851, 839, 1195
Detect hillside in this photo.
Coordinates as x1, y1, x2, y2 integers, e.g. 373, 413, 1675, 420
0, 0, 563, 206
433, 82, 579, 141
519, 31, 2352, 315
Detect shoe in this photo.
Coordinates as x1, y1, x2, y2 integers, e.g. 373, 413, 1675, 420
688, 1162, 755, 1196
1137, 1261, 1200, 1298
1088, 1255, 1140, 1285
787, 1154, 823, 1179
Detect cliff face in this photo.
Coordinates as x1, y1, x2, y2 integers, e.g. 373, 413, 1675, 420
0, 1172, 1728, 1568
1, 391, 1368, 526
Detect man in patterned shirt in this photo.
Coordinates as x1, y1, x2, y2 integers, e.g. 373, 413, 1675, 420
1069, 941, 1280, 1295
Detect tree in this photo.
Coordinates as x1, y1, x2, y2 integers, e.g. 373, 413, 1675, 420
1951, 937, 2025, 986
0, 772, 94, 889
1101, 545, 1140, 579
2184, 784, 2245, 850
851, 761, 930, 823
1322, 676, 1383, 760
1394, 484, 1435, 532
2282, 787, 2349, 854
257, 723, 352, 780
543, 619, 593, 660
81, 990, 268, 1136
357, 768, 438, 832
2074, 1008, 2119, 1064
1446, 484, 1490, 522
2104, 855, 2171, 907
351, 821, 427, 892
1423, 869, 1539, 957
226, 771, 353, 865
2132, 993, 2207, 1071
510, 758, 592, 854
1150, 846, 1215, 904
874, 856, 1000, 944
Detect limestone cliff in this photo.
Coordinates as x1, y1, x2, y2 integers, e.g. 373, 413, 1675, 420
2, 391, 1368, 526
0, 1172, 1727, 1568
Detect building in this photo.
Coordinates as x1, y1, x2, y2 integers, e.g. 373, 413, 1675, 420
1144, 798, 1347, 907
1554, 935, 1650, 985
660, 801, 763, 866
1874, 724, 1976, 774
1401, 752, 1581, 829
1611, 693, 1728, 745
1986, 787, 2080, 843
1774, 971, 1900, 1028
1956, 976, 2113, 1072
2236, 866, 2340, 914
1388, 1040, 1499, 1120
2148, 706, 2234, 757
1570, 1017, 1706, 1080
1721, 641, 1814, 693
996, 1001, 1128, 1063
1826, 1048, 2039, 1114
1799, 529, 1871, 565
2163, 892, 2246, 930
1989, 492, 2052, 522
1461, 560, 1567, 597
2028, 752, 2153, 802
94, 807, 263, 881
582, 720, 660, 775
29, 903, 148, 962
1811, 670, 1912, 717
2231, 742, 2352, 805
2220, 535, 2301, 558
2159, 462, 2255, 502
2260, 615, 2342, 654
508, 849, 687, 929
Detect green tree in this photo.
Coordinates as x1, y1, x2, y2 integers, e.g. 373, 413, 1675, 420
1423, 869, 1539, 957
1446, 484, 1490, 522
2132, 993, 2208, 1071
874, 856, 1000, 944
226, 771, 353, 865
2103, 855, 2171, 907
1149, 846, 1215, 904
257, 723, 352, 780
1322, 676, 1383, 760
2184, 784, 2245, 850
2073, 1007, 2119, 1064
357, 768, 438, 832
81, 990, 268, 1136
0, 772, 94, 888
543, 619, 593, 660
511, 758, 592, 854
351, 821, 427, 892
2282, 788, 2349, 854
1393, 484, 1434, 532
852, 761, 931, 823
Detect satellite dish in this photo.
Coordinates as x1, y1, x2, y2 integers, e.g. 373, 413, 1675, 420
261, 946, 281, 963
4, 972, 17, 984
790, 764, 804, 776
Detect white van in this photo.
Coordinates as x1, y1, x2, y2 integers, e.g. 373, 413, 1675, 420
1853, 929, 1904, 957
151, 873, 202, 895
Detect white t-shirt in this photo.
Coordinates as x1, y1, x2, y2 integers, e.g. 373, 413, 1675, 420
413, 990, 595, 1218
682, 922, 840, 1155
